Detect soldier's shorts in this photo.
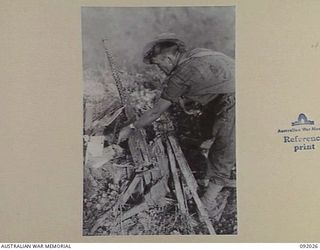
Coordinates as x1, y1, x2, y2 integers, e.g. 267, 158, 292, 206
203, 94, 236, 187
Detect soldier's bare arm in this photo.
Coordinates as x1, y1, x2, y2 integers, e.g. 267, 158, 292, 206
117, 98, 172, 143
133, 97, 172, 128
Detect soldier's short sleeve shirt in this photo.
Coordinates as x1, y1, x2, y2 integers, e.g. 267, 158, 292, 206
161, 49, 235, 106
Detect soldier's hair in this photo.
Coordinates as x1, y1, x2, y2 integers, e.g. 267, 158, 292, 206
153, 41, 186, 57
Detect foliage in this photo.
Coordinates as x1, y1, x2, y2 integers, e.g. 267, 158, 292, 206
82, 7, 235, 73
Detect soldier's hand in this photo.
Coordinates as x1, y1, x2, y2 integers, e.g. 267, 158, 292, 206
117, 126, 133, 144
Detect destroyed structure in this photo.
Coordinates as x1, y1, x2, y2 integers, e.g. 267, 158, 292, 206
83, 39, 237, 236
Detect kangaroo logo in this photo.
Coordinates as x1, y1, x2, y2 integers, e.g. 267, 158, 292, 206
291, 113, 314, 126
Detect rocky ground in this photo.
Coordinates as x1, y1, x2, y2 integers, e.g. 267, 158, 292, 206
82, 164, 237, 235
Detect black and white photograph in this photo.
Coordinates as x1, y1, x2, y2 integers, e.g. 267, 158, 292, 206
82, 6, 236, 236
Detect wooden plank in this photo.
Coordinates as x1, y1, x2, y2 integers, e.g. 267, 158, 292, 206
166, 140, 188, 214
152, 138, 170, 178
90, 137, 171, 233
168, 136, 198, 190
122, 179, 168, 221
121, 202, 149, 222
119, 174, 143, 205
90, 173, 143, 234
84, 102, 94, 134
128, 134, 141, 165
168, 136, 216, 235
92, 99, 120, 122
92, 106, 124, 128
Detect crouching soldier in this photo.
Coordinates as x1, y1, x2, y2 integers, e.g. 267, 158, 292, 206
118, 33, 235, 217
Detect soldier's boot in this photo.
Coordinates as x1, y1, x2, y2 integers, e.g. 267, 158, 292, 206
200, 182, 224, 218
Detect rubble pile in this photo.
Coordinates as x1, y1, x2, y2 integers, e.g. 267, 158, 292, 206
83, 69, 237, 235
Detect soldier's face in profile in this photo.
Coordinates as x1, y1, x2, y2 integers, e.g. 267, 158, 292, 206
151, 52, 175, 75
